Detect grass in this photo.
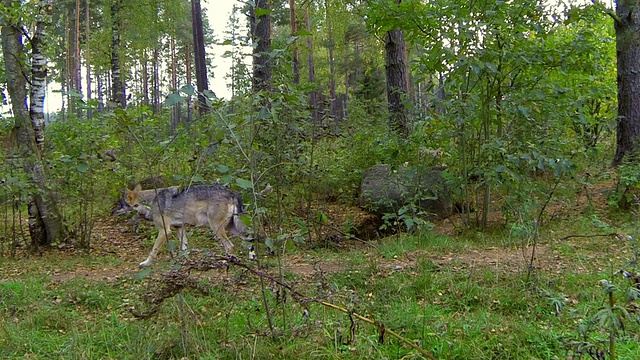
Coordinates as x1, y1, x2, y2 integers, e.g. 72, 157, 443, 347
2, 217, 640, 359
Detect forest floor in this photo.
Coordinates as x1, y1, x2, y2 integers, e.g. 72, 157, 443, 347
3, 177, 640, 359
0, 177, 622, 285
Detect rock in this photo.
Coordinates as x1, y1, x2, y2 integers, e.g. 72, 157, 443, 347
359, 165, 452, 220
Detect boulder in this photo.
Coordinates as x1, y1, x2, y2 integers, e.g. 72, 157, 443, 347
360, 165, 452, 219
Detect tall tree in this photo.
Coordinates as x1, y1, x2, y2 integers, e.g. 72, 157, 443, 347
384, 0, 409, 136
110, 0, 126, 108
612, 0, 640, 166
1, 0, 65, 246
191, 0, 209, 114
251, 0, 272, 92
290, 0, 299, 84
306, 3, 318, 122
325, 0, 339, 127
85, 0, 92, 118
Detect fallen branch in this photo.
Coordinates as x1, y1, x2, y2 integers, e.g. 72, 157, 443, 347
131, 251, 438, 359
320, 301, 438, 360
559, 233, 620, 241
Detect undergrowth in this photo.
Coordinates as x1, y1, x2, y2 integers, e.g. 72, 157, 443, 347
2, 219, 640, 359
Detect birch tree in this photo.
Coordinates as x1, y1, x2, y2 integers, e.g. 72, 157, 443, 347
0, 0, 65, 246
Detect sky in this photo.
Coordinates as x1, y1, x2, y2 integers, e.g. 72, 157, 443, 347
202, 0, 239, 100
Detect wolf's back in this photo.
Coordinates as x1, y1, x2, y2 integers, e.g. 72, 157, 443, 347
173, 185, 244, 213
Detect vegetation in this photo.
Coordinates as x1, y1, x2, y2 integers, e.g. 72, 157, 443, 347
2, 0, 640, 359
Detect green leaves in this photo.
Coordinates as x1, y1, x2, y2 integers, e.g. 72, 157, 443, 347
235, 178, 253, 190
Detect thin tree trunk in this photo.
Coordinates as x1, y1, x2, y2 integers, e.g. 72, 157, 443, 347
191, 0, 209, 114
64, 8, 72, 117
75, 0, 82, 111
171, 36, 179, 133
306, 5, 317, 122
152, 46, 160, 113
97, 72, 104, 111
612, 0, 640, 166
142, 53, 149, 107
85, 0, 92, 118
325, 0, 338, 130
110, 0, 126, 108
290, 0, 299, 84
186, 42, 193, 123
344, 39, 349, 119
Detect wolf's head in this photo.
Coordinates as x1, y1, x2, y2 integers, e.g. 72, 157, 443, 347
124, 184, 152, 219
125, 184, 141, 205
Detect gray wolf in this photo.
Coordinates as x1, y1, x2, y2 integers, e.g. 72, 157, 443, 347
112, 176, 168, 217
125, 184, 248, 267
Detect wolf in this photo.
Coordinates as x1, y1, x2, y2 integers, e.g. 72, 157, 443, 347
112, 176, 169, 217
125, 184, 248, 267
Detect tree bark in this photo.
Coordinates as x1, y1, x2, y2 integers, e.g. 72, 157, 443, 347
74, 0, 82, 109
110, 0, 126, 108
290, 0, 299, 84
170, 35, 179, 133
85, 0, 92, 118
152, 46, 161, 113
384, 0, 409, 136
612, 0, 640, 166
141, 53, 149, 107
325, 0, 338, 130
185, 42, 193, 123
251, 0, 272, 93
1, 0, 65, 247
64, 8, 72, 118
306, 5, 318, 123
191, 0, 209, 114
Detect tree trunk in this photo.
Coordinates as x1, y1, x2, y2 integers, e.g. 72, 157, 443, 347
1, 0, 65, 247
85, 0, 92, 118
251, 0, 272, 93
344, 38, 349, 119
325, 0, 338, 131
185, 42, 193, 123
290, 0, 299, 84
64, 8, 72, 117
384, 0, 409, 136
142, 53, 149, 107
97, 72, 104, 111
74, 0, 82, 113
612, 0, 640, 166
152, 46, 161, 113
191, 0, 209, 114
110, 0, 126, 108
306, 5, 318, 123
170, 36, 180, 133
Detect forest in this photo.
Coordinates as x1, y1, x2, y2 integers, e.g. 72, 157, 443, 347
2, 0, 640, 358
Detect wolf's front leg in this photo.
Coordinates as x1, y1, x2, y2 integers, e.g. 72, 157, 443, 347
177, 227, 188, 252
140, 226, 170, 267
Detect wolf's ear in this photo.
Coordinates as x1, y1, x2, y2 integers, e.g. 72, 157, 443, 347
133, 184, 142, 192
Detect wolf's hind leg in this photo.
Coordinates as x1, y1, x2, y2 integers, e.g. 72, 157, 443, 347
209, 218, 234, 254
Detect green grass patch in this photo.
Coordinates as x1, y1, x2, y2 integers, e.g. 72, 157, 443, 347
2, 222, 640, 359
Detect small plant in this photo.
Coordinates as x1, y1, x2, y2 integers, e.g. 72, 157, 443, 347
562, 234, 640, 360
380, 202, 433, 233
611, 162, 640, 210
